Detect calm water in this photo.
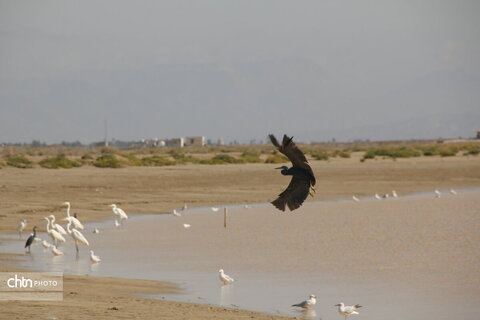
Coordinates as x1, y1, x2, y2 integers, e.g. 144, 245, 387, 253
2, 190, 479, 319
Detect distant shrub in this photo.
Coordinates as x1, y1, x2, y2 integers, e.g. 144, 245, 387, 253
100, 147, 116, 154
81, 153, 95, 160
338, 151, 351, 158
0, 160, 5, 168
169, 152, 200, 164
141, 156, 175, 166
265, 154, 288, 164
311, 151, 329, 161
363, 150, 376, 160
387, 147, 421, 158
362, 147, 420, 160
462, 143, 480, 153
119, 153, 143, 166
240, 151, 262, 163
93, 154, 124, 168
464, 148, 479, 156
332, 150, 350, 158
438, 148, 457, 157
421, 147, 437, 156
203, 154, 243, 164
418, 144, 463, 157
169, 151, 184, 160
6, 155, 34, 168
39, 154, 82, 169
198, 159, 214, 164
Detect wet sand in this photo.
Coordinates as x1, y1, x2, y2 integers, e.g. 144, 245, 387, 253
1, 155, 480, 319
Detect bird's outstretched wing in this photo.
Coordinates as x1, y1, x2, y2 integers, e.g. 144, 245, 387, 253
269, 134, 315, 186
271, 175, 311, 211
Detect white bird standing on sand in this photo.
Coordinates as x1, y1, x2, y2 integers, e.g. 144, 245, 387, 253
435, 189, 441, 198
17, 219, 27, 238
90, 250, 101, 263
63, 202, 84, 230
93, 228, 100, 234
65, 219, 89, 252
450, 188, 457, 195
219, 269, 235, 285
181, 204, 188, 211
352, 195, 360, 202
172, 209, 182, 217
292, 294, 316, 309
49, 215, 67, 235
211, 207, 219, 212
374, 193, 381, 200
392, 190, 398, 198
110, 204, 128, 224
51, 246, 64, 256
183, 224, 191, 229
335, 302, 362, 320
44, 217, 66, 245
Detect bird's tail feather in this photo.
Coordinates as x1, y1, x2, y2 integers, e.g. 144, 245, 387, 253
271, 198, 286, 212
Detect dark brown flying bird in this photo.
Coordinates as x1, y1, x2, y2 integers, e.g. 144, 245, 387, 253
269, 134, 316, 211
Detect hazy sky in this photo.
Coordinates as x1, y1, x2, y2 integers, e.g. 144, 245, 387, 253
1, 0, 479, 144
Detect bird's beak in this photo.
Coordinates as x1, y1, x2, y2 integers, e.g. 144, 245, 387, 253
275, 167, 282, 169
61, 218, 68, 221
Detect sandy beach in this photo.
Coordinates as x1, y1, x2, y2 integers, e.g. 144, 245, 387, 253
1, 154, 480, 319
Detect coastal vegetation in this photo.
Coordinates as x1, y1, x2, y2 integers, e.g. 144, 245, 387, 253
0, 140, 478, 169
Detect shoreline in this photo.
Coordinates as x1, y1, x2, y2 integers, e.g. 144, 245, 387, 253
1, 156, 479, 319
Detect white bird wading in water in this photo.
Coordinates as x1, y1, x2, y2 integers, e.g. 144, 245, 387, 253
292, 294, 316, 309
219, 269, 235, 285
335, 302, 362, 320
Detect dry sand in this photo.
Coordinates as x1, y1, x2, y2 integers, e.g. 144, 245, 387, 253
1, 154, 480, 319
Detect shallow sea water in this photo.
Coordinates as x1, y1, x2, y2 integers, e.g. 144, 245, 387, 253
2, 190, 479, 319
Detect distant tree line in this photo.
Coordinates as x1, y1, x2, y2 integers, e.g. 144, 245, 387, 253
1, 140, 134, 147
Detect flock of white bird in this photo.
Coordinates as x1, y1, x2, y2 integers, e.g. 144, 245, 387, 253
353, 188, 458, 202
19, 201, 130, 264
291, 294, 362, 319
170, 204, 222, 229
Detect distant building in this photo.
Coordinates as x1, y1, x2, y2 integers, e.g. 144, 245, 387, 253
164, 138, 184, 148
140, 136, 208, 148
184, 136, 206, 147
141, 139, 165, 147
476, 131, 480, 139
